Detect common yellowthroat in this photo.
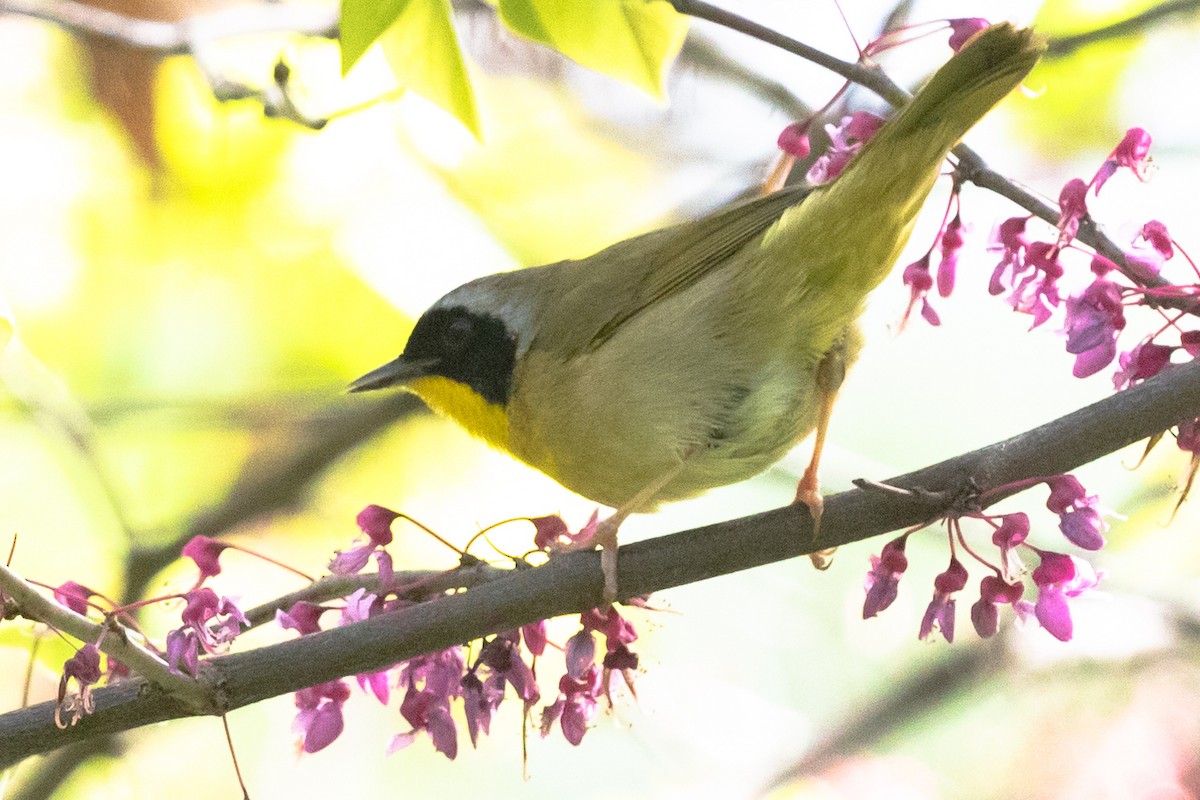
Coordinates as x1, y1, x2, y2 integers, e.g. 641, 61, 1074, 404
351, 24, 1044, 600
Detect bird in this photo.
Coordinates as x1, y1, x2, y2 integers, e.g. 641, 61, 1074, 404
349, 24, 1045, 602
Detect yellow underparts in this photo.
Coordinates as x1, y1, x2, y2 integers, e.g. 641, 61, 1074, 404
408, 375, 511, 453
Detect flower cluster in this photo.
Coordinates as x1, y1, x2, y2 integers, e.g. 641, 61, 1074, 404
863, 474, 1107, 642
275, 506, 644, 757
903, 127, 1192, 396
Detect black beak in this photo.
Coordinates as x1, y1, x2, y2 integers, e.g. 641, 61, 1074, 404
347, 356, 438, 393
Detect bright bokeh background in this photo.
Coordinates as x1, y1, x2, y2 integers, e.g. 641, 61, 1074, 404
3, 0, 1200, 797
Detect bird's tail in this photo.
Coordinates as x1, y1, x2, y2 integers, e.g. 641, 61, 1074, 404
775, 23, 1045, 298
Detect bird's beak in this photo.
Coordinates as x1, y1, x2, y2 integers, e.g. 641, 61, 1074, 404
347, 356, 438, 393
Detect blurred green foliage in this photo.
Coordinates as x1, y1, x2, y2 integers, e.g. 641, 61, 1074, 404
2, 1, 1200, 798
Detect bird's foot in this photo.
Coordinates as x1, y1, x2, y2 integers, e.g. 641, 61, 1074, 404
596, 515, 621, 606
795, 469, 835, 570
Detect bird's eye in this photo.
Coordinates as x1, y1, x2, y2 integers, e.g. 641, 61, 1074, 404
443, 316, 473, 350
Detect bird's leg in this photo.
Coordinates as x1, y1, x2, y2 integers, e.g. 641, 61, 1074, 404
594, 458, 691, 605
794, 341, 848, 570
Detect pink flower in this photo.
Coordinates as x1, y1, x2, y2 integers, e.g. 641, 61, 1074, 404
1044, 475, 1108, 551
394, 648, 466, 760
357, 504, 400, 545
541, 666, 603, 746
970, 575, 1025, 638
522, 619, 548, 657
534, 511, 599, 552
937, 212, 965, 298
863, 535, 908, 618
460, 671, 505, 747
991, 513, 1030, 579
330, 505, 400, 586
777, 121, 812, 159
1056, 178, 1089, 245
989, 216, 1030, 295
1093, 128, 1153, 193
1113, 340, 1174, 390
948, 18, 989, 51
1063, 278, 1125, 378
478, 632, 540, 704
1139, 220, 1173, 261
807, 112, 886, 184
276, 601, 327, 635
1031, 551, 1101, 641
901, 253, 940, 327
181, 536, 229, 581
919, 556, 969, 642
1007, 242, 1064, 327
1125, 220, 1174, 275
56, 643, 102, 727
565, 629, 597, 680
294, 680, 351, 753
53, 582, 95, 616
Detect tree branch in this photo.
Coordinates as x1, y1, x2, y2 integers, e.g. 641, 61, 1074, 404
4, 355, 1200, 767
1046, 0, 1200, 59
0, 0, 337, 51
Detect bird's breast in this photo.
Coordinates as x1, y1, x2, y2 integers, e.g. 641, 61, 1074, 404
408, 375, 512, 454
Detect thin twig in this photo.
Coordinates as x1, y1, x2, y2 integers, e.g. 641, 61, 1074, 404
0, 0, 338, 52
1046, 0, 1200, 58
0, 563, 211, 710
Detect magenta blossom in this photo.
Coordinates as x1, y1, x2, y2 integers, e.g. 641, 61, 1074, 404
181, 536, 229, 581
807, 112, 886, 184
1056, 178, 1089, 245
329, 505, 398, 588
52, 582, 96, 616
970, 575, 1025, 638
777, 120, 812, 159
338, 589, 392, 704
1007, 242, 1064, 327
1044, 475, 1108, 550
1063, 278, 1125, 378
863, 535, 908, 618
294, 680, 351, 753
991, 513, 1030, 579
541, 665, 603, 746
1093, 127, 1153, 193
533, 511, 599, 552
276, 601, 327, 635
394, 648, 466, 760
947, 18, 989, 51
1031, 550, 1102, 641
901, 253, 940, 326
936, 212, 965, 298
919, 556, 969, 642
1113, 340, 1174, 391
1124, 220, 1173, 276
460, 671, 506, 747
56, 643, 102, 728
479, 632, 540, 704
522, 619, 548, 657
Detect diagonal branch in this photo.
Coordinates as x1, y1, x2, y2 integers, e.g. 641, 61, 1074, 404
0, 0, 338, 51
3, 355, 1200, 767
1046, 0, 1200, 59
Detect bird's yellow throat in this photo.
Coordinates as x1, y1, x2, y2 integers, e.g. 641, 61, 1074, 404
408, 375, 511, 452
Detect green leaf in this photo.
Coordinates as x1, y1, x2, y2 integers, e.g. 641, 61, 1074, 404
381, 0, 482, 138
340, 0, 405, 73
498, 0, 688, 98
340, 0, 482, 138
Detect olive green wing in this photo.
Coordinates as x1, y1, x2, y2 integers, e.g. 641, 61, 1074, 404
556, 183, 814, 355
